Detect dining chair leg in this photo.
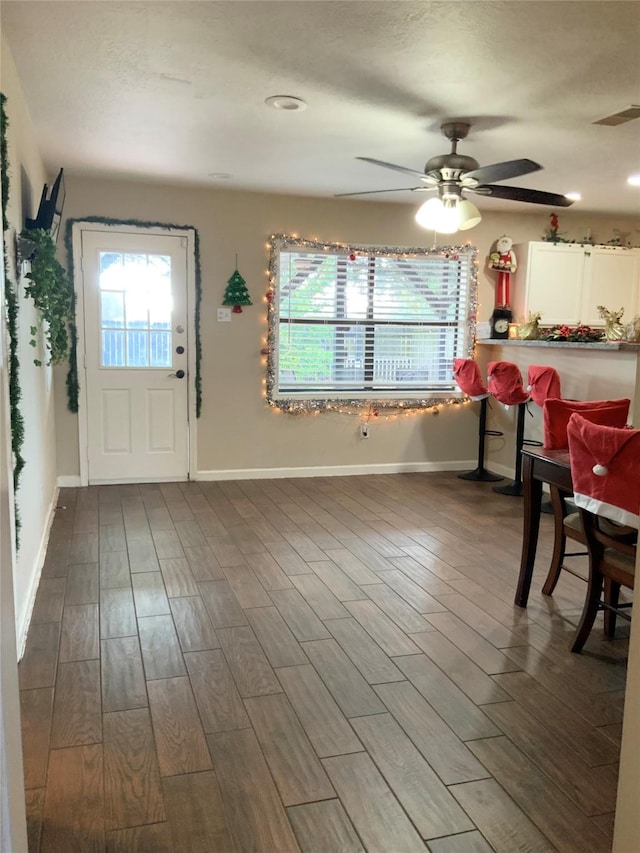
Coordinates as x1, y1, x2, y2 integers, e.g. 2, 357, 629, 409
603, 579, 620, 637
542, 485, 568, 596
571, 566, 604, 653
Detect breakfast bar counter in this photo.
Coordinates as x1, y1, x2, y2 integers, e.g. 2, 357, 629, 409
476, 339, 640, 427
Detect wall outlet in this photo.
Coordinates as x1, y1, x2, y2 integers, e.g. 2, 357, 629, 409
217, 307, 232, 322
360, 423, 370, 439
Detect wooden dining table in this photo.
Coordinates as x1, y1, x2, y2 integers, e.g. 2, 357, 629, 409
515, 446, 572, 607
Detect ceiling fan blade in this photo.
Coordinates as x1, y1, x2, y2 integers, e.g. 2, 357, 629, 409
472, 184, 573, 207
335, 186, 433, 198
463, 159, 542, 185
356, 157, 429, 181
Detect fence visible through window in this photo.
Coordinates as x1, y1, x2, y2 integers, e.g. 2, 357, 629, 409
98, 251, 173, 369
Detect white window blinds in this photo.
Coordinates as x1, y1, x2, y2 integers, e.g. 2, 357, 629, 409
269, 239, 476, 404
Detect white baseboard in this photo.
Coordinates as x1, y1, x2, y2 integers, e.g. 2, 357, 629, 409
88, 476, 189, 485
17, 485, 60, 659
58, 461, 523, 483
57, 475, 190, 486
195, 460, 478, 481
482, 461, 515, 479
57, 475, 82, 488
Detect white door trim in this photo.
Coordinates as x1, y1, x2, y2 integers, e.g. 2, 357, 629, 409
72, 221, 198, 486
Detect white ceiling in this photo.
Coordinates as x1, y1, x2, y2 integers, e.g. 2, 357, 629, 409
2, 0, 640, 216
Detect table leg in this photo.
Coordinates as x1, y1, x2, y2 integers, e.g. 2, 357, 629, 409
515, 453, 542, 607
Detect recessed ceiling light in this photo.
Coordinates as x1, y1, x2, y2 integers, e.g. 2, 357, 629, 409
565, 192, 582, 201
265, 95, 307, 111
208, 173, 231, 180
628, 174, 640, 186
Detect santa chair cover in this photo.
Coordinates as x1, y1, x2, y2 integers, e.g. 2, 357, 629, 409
487, 361, 530, 406
527, 365, 562, 408
567, 413, 640, 528
453, 359, 489, 401
543, 397, 630, 450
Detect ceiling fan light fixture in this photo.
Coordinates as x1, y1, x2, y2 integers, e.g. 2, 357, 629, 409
627, 174, 640, 187
415, 197, 480, 233
415, 197, 442, 229
457, 199, 482, 230
415, 197, 458, 234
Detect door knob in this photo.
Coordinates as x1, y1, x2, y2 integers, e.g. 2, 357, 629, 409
168, 369, 185, 379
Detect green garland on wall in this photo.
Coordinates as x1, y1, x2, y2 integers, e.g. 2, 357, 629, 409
64, 216, 202, 417
1, 93, 25, 543
1, 95, 9, 235
22, 227, 76, 366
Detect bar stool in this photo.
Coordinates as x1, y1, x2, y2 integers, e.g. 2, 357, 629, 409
487, 361, 531, 496
526, 365, 561, 409
527, 365, 562, 513
453, 358, 503, 482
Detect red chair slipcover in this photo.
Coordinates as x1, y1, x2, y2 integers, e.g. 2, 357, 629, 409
526, 365, 561, 408
567, 414, 640, 528
543, 397, 630, 450
487, 361, 530, 406
453, 358, 489, 401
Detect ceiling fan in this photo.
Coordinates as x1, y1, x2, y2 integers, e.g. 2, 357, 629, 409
338, 122, 573, 232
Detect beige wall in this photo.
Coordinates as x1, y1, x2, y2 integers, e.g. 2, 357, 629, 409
57, 176, 640, 479
1, 36, 57, 644
1, 32, 45, 851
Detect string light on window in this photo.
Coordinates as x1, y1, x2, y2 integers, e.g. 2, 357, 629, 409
264, 234, 478, 416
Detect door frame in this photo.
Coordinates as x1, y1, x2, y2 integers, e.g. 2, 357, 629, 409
72, 221, 198, 486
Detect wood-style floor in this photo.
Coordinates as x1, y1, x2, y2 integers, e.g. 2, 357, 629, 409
19, 473, 629, 852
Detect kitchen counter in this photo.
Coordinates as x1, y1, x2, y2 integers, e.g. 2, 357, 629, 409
477, 339, 640, 351
474, 340, 640, 460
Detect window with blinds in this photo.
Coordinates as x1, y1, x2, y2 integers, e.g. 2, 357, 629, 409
269, 239, 476, 403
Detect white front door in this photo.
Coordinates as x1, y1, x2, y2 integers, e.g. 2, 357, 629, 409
80, 229, 190, 483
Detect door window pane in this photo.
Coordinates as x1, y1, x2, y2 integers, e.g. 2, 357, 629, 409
150, 332, 171, 367
99, 253, 122, 280
126, 331, 149, 367
149, 278, 172, 330
101, 291, 124, 329
125, 288, 150, 329
98, 251, 174, 368
102, 330, 124, 366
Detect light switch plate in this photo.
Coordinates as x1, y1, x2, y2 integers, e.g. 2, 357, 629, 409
217, 307, 232, 322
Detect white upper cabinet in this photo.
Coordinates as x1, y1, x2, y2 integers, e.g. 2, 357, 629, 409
581, 246, 640, 326
521, 242, 585, 325
520, 242, 640, 327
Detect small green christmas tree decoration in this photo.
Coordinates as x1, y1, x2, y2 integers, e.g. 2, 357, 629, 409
223, 258, 252, 313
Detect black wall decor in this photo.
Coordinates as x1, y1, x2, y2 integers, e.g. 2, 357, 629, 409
26, 167, 65, 240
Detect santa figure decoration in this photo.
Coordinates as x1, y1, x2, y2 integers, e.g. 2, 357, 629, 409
489, 235, 517, 307
488, 235, 517, 338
